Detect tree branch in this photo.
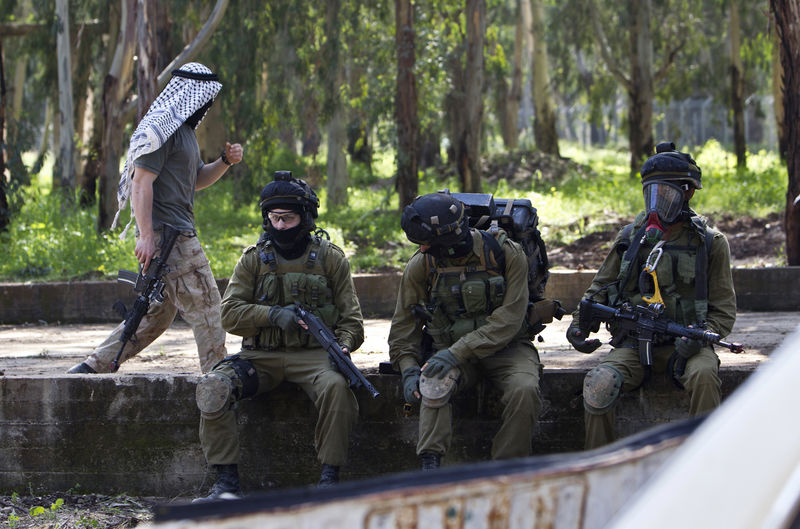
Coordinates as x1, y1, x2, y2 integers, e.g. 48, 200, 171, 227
588, 0, 631, 92
122, 0, 229, 119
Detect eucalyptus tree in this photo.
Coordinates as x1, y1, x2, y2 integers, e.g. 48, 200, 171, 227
588, 0, 688, 173
771, 0, 800, 265
396, 0, 420, 208
529, 0, 559, 156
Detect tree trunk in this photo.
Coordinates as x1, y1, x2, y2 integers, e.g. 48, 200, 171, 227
327, 106, 348, 207
771, 0, 800, 265
627, 0, 654, 174
494, 0, 523, 151
98, 0, 136, 232
530, 0, 559, 157
0, 39, 8, 232
136, 0, 159, 121
773, 21, 787, 162
324, 0, 348, 208
460, 0, 485, 193
729, 0, 746, 169
55, 0, 75, 200
395, 0, 419, 210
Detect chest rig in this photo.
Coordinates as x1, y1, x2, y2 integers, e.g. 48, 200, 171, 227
252, 236, 338, 349
608, 212, 713, 329
423, 230, 523, 350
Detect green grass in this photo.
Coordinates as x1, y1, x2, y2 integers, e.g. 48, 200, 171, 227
0, 141, 787, 282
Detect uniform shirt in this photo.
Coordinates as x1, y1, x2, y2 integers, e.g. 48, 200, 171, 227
388, 230, 530, 374
134, 123, 203, 233
578, 215, 737, 338
221, 238, 364, 353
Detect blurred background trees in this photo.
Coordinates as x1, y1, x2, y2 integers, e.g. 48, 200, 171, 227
0, 0, 796, 263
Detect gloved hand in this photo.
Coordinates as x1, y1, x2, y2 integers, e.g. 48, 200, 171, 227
401, 366, 421, 404
566, 324, 602, 354
422, 349, 460, 379
675, 335, 702, 359
268, 304, 298, 331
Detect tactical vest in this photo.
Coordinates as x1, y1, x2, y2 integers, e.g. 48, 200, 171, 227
251, 236, 338, 349
607, 212, 714, 328
424, 230, 527, 350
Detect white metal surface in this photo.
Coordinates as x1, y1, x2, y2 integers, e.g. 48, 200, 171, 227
607, 324, 800, 529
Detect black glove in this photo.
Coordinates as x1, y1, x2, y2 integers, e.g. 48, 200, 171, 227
268, 304, 298, 331
675, 336, 702, 359
423, 349, 460, 379
566, 324, 602, 354
669, 335, 703, 387
401, 366, 421, 404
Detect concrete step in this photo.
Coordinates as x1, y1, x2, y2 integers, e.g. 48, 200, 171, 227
0, 313, 795, 497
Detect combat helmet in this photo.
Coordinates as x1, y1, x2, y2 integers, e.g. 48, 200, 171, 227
640, 142, 702, 190
401, 190, 472, 258
259, 171, 319, 233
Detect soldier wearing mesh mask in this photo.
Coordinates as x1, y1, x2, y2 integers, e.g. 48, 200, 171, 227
566, 142, 737, 449
193, 171, 364, 501
388, 190, 543, 470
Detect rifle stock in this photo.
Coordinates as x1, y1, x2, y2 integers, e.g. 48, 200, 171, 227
295, 305, 380, 399
110, 224, 182, 371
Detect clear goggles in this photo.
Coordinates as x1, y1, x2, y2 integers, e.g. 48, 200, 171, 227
643, 181, 687, 223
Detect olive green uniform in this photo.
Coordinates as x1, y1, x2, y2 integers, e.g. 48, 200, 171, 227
576, 212, 736, 449
389, 230, 542, 459
199, 236, 364, 467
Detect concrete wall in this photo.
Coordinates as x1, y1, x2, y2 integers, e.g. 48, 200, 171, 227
0, 368, 751, 497
1, 267, 797, 324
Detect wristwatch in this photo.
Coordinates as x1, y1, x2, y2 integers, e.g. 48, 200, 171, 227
220, 150, 232, 166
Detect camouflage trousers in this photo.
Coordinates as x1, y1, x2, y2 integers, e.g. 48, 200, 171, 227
418, 340, 542, 460
83, 234, 227, 373
584, 343, 720, 450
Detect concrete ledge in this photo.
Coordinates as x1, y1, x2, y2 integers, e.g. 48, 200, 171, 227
0, 368, 752, 496
1, 267, 798, 324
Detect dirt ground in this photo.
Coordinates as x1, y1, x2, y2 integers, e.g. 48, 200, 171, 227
548, 212, 786, 270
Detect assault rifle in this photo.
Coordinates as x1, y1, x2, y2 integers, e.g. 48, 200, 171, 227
295, 305, 380, 398
112, 224, 181, 372
578, 299, 744, 370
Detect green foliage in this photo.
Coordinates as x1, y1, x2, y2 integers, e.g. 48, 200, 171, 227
0, 142, 786, 282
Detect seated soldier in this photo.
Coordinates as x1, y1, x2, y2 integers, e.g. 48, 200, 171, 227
566, 142, 737, 449
193, 172, 364, 501
388, 191, 543, 470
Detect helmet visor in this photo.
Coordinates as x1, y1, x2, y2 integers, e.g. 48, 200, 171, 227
643, 181, 685, 223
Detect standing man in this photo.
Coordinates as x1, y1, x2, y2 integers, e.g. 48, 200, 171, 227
566, 142, 737, 449
388, 191, 542, 470
194, 172, 364, 501
67, 63, 242, 374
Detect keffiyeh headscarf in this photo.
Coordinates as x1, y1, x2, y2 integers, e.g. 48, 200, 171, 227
112, 62, 223, 235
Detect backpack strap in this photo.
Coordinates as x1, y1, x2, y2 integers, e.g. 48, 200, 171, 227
689, 215, 713, 324
613, 223, 647, 306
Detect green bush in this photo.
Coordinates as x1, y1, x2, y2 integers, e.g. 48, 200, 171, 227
0, 141, 787, 282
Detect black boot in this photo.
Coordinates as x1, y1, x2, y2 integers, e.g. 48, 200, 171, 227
67, 362, 96, 374
192, 464, 241, 503
420, 452, 441, 470
317, 464, 340, 488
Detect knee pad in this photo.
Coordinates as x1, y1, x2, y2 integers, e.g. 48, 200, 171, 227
420, 367, 459, 408
196, 372, 235, 420
583, 364, 623, 415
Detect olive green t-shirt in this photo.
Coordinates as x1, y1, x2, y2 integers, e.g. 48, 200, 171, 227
134, 124, 204, 232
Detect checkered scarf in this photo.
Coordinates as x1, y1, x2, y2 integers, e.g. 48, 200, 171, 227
113, 62, 222, 235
